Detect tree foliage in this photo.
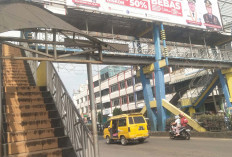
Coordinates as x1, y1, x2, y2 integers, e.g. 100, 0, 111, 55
98, 112, 102, 123
113, 108, 123, 116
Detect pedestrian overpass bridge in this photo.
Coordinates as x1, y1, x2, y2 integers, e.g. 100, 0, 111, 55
0, 1, 232, 157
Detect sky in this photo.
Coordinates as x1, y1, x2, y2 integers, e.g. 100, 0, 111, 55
54, 63, 107, 96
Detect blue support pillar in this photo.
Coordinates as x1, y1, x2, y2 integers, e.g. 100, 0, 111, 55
153, 24, 167, 131
140, 68, 157, 131
218, 70, 232, 109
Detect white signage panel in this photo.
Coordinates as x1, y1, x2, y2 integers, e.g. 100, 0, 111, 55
66, 0, 223, 31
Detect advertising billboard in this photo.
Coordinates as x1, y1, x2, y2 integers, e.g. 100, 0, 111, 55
66, 0, 223, 31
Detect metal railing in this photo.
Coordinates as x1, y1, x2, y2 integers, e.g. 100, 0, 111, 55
168, 47, 232, 61
21, 32, 38, 82
0, 44, 3, 157
46, 61, 94, 157
190, 71, 218, 105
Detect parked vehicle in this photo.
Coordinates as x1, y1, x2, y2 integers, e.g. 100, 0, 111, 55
103, 113, 149, 145
169, 125, 191, 140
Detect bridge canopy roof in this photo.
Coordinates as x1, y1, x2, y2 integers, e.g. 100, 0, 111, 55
58, 6, 231, 46
0, 2, 104, 45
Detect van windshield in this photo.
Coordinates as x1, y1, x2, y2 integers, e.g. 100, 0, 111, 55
133, 116, 145, 124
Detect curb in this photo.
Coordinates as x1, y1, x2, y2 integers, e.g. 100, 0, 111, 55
149, 131, 232, 138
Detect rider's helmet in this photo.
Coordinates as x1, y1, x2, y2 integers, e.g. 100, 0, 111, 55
175, 115, 179, 119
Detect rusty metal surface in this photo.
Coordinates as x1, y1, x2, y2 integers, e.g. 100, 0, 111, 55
0, 2, 81, 33
0, 2, 106, 45
59, 8, 231, 46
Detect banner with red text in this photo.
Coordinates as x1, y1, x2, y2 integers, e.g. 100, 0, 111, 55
66, 0, 223, 31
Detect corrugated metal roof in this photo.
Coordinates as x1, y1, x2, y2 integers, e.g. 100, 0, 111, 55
218, 0, 232, 32
0, 2, 105, 45
0, 2, 82, 33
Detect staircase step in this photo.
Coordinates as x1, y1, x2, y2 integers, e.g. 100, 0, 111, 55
5, 97, 45, 106
5, 110, 59, 122
3, 71, 28, 74
4, 78, 29, 82
5, 92, 43, 99
4, 97, 54, 106
5, 118, 62, 132
5, 86, 44, 93
4, 80, 30, 84
5, 112, 49, 122
7, 136, 61, 155
3, 70, 31, 74
3, 75, 32, 79
3, 68, 27, 71
8, 147, 75, 157
6, 127, 65, 143
4, 104, 46, 113
4, 103, 56, 113
5, 83, 32, 87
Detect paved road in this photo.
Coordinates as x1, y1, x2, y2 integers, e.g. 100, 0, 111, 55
99, 136, 232, 157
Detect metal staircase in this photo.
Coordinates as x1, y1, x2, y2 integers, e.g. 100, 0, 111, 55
186, 70, 219, 108
0, 44, 94, 157
170, 69, 208, 106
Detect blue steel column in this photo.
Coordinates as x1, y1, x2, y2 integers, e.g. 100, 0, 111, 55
140, 68, 157, 131
218, 70, 232, 109
137, 36, 157, 131
153, 24, 167, 131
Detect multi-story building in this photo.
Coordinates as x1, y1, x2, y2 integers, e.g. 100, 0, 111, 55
73, 65, 223, 123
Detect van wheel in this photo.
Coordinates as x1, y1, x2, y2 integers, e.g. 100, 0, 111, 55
138, 138, 145, 143
106, 136, 113, 144
120, 136, 128, 145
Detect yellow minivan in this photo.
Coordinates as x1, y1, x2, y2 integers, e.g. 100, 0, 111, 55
103, 113, 149, 145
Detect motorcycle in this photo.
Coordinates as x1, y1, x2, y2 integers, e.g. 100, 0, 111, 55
169, 125, 191, 140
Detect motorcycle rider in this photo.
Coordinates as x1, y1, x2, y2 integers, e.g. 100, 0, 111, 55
179, 113, 188, 127
172, 115, 181, 136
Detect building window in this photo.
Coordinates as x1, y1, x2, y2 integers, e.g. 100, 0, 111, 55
101, 88, 109, 96
94, 92, 100, 98
137, 90, 144, 101
135, 77, 141, 84
80, 97, 83, 103
103, 102, 111, 108
127, 78, 133, 87
129, 94, 134, 103
85, 96, 88, 101
77, 99, 79, 104
101, 72, 109, 81
120, 81, 125, 89
110, 84, 118, 93
112, 98, 120, 106
121, 95, 127, 104
97, 103, 102, 110
93, 80, 99, 87
85, 107, 88, 113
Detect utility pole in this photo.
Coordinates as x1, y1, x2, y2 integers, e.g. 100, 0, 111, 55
87, 58, 99, 157
98, 65, 103, 131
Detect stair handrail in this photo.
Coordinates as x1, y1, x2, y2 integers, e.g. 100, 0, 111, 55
20, 32, 37, 82
189, 69, 210, 96
0, 44, 3, 157
190, 71, 217, 106
46, 61, 94, 157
